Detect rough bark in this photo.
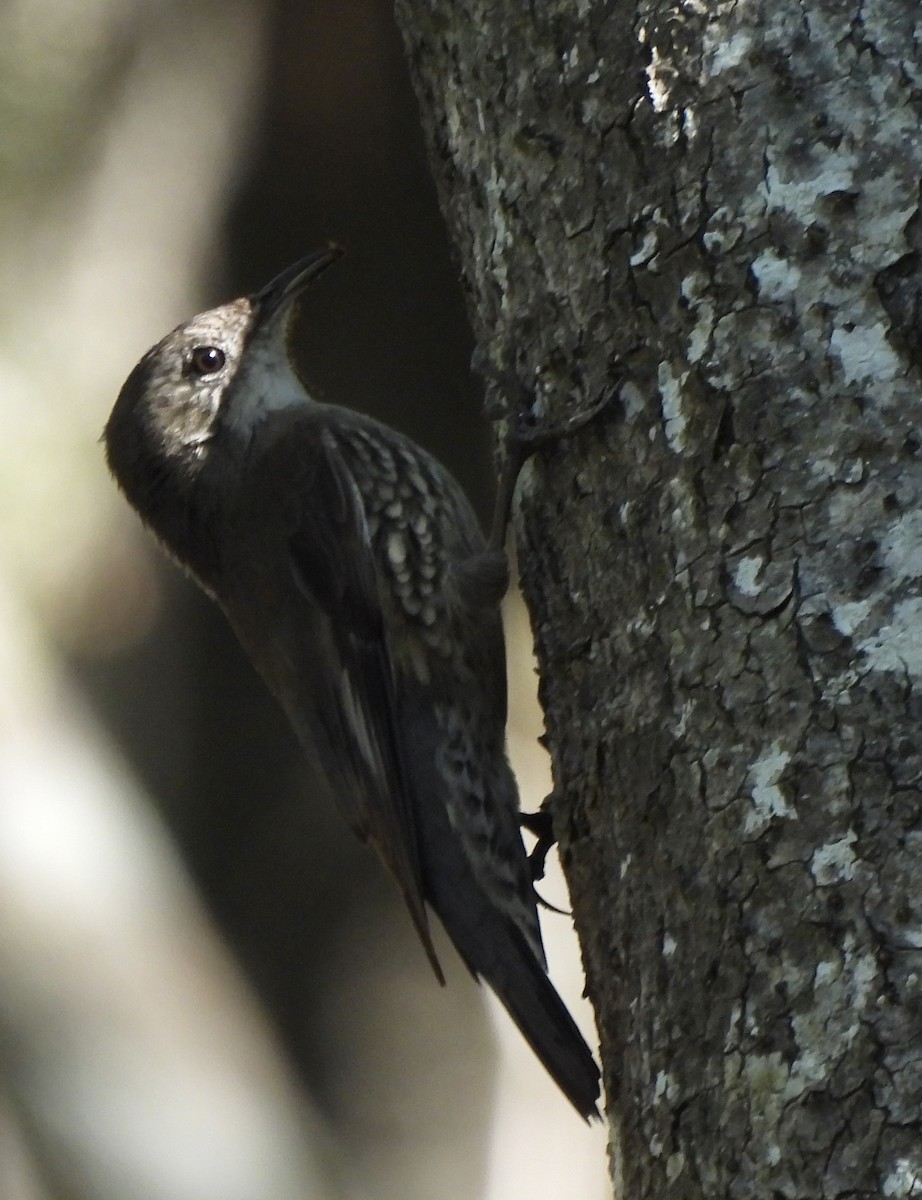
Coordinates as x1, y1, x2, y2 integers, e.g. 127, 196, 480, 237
394, 1, 922, 1195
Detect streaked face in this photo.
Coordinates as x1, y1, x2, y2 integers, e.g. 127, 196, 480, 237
108, 297, 255, 468
106, 249, 341, 478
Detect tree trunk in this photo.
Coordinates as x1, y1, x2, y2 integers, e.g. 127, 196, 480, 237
394, 1, 922, 1194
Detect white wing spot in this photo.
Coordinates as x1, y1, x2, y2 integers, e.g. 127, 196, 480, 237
387, 531, 407, 567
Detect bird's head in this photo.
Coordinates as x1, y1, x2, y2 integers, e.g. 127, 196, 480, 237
103, 246, 342, 562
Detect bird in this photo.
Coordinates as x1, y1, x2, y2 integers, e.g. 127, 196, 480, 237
103, 246, 600, 1118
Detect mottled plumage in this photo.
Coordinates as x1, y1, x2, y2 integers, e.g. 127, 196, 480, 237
104, 249, 600, 1118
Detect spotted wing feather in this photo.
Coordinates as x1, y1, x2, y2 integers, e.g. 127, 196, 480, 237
288, 429, 443, 983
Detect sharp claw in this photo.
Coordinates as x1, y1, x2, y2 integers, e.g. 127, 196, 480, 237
534, 887, 571, 917
521, 809, 572, 914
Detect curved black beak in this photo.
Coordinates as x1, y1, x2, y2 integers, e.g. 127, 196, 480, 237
254, 245, 344, 321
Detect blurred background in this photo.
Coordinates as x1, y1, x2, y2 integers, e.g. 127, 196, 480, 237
0, 2, 607, 1197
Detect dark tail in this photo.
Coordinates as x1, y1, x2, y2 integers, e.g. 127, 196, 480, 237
430, 861, 601, 1120
411, 777, 600, 1117
403, 703, 600, 1118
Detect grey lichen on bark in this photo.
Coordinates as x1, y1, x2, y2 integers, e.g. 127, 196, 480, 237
395, 0, 922, 1195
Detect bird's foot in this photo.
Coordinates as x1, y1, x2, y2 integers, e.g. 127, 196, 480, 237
471, 346, 615, 553
520, 805, 557, 884
521, 805, 573, 915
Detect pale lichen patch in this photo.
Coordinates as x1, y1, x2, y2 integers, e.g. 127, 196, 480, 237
630, 228, 659, 267
830, 599, 871, 637
733, 555, 764, 597
751, 249, 802, 301
858, 597, 922, 678
653, 1069, 678, 1103
760, 156, 858, 223
704, 30, 752, 75
620, 380, 646, 421
744, 744, 794, 834
881, 510, 922, 582
659, 361, 689, 452
882, 1158, 922, 1198
810, 831, 858, 885
681, 270, 716, 363
830, 321, 901, 385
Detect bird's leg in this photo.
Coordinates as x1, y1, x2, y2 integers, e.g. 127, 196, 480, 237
520, 800, 557, 884
520, 798, 573, 915
452, 352, 614, 612
473, 347, 616, 554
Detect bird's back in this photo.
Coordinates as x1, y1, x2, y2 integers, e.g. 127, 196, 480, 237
218, 402, 599, 1116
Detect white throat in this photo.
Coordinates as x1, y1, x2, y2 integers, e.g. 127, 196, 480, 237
223, 338, 311, 438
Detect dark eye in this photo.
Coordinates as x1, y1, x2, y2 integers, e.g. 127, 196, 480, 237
189, 345, 226, 376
